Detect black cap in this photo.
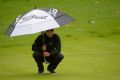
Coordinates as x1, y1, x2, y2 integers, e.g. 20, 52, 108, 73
45, 29, 54, 32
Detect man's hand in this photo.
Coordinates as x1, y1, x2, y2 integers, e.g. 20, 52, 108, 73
43, 52, 50, 57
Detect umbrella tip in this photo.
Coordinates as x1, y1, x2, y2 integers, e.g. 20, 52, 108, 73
34, 6, 36, 9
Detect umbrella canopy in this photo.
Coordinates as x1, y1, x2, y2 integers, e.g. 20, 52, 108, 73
6, 8, 74, 37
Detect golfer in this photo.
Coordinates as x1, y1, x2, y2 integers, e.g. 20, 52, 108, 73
32, 29, 64, 73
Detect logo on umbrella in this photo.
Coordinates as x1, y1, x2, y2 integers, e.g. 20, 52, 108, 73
48, 9, 58, 17
19, 15, 48, 23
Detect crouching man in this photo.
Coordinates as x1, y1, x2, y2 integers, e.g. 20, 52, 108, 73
32, 29, 64, 73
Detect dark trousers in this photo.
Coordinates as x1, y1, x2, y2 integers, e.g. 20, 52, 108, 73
32, 51, 64, 71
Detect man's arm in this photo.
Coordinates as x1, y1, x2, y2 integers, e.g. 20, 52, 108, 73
32, 35, 43, 52
50, 34, 61, 55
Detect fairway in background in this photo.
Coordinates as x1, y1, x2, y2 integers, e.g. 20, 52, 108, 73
0, 0, 120, 80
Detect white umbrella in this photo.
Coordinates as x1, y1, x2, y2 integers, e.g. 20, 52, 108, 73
6, 8, 74, 37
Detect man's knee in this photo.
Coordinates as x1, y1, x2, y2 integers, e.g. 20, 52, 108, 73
56, 53, 64, 61
32, 51, 43, 61
32, 51, 39, 58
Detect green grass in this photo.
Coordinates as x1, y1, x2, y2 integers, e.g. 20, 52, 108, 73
0, 0, 120, 80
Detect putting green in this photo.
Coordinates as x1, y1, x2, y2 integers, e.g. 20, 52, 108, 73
0, 0, 120, 80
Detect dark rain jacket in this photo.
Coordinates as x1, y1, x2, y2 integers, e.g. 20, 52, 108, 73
32, 33, 61, 56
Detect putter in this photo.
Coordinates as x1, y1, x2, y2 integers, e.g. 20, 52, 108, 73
44, 56, 48, 64
42, 43, 49, 64
42, 32, 49, 64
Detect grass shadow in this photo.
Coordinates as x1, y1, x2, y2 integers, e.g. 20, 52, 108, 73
0, 72, 57, 80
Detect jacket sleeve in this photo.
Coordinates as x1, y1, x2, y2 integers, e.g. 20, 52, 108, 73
32, 35, 43, 52
50, 35, 61, 55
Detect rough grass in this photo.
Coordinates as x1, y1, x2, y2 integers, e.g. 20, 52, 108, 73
0, 0, 120, 80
